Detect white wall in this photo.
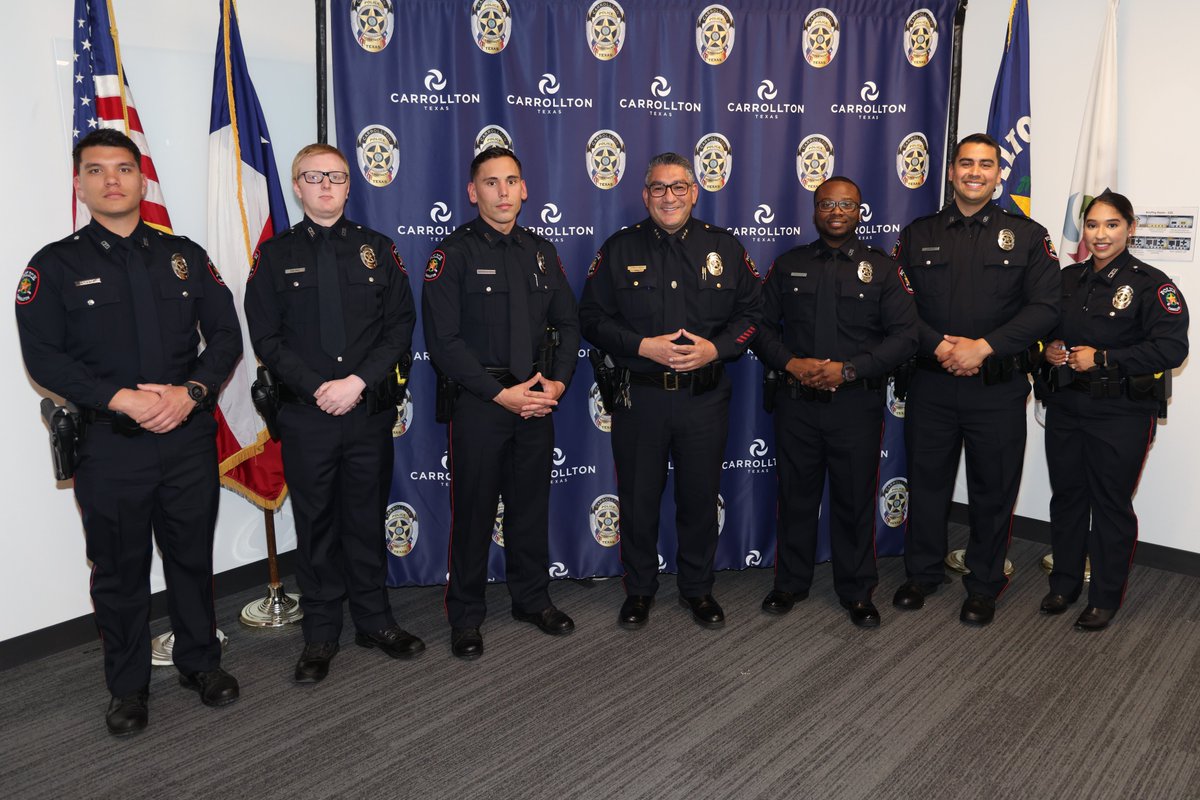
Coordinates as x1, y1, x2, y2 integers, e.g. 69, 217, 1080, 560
1, 0, 1195, 643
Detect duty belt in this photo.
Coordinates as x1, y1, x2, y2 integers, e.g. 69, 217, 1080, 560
81, 407, 197, 436
784, 374, 881, 402
915, 354, 1024, 384
628, 362, 723, 391
485, 366, 527, 388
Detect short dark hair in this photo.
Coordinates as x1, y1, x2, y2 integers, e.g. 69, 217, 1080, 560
72, 129, 141, 174
1084, 190, 1136, 226
471, 146, 522, 179
644, 152, 696, 186
814, 175, 861, 205
951, 132, 1001, 163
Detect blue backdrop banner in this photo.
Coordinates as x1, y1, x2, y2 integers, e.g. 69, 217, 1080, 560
330, 0, 956, 587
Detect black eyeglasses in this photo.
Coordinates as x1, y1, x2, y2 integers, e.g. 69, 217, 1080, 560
646, 181, 693, 197
816, 199, 859, 212
299, 170, 349, 185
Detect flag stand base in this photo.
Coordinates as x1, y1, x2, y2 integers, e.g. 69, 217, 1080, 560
944, 548, 1015, 577
240, 583, 303, 628
1040, 553, 1091, 582
151, 629, 229, 667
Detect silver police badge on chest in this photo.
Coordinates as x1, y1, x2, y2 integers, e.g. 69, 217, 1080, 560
857, 261, 873, 283
997, 229, 1015, 251
1113, 285, 1134, 310
360, 244, 378, 269
706, 252, 723, 276
537, 251, 546, 274
171, 253, 189, 280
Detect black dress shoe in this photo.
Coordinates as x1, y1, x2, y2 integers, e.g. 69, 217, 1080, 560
1039, 592, 1075, 615
892, 580, 942, 610
841, 599, 881, 628
1074, 606, 1117, 631
512, 606, 576, 635
960, 593, 996, 626
179, 668, 240, 707
679, 594, 725, 628
451, 627, 484, 660
106, 688, 149, 736
294, 641, 339, 683
618, 595, 653, 629
762, 589, 808, 615
355, 626, 426, 659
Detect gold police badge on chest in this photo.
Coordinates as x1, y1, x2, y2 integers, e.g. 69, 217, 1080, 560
1113, 285, 1134, 310
705, 252, 723, 276
360, 244, 378, 269
857, 261, 873, 283
997, 229, 1015, 251
171, 253, 188, 280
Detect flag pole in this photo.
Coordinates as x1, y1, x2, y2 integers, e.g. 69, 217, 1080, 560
240, 508, 303, 627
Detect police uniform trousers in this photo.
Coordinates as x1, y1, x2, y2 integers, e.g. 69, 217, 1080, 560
773, 385, 883, 603
611, 374, 731, 597
1045, 391, 1156, 609
73, 414, 221, 697
445, 390, 555, 629
904, 371, 1028, 597
277, 401, 397, 642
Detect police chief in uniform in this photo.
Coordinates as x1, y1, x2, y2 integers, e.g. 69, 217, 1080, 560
891, 133, 1060, 626
422, 147, 580, 660
753, 177, 917, 628
245, 144, 424, 683
15, 129, 241, 736
1040, 191, 1188, 630
579, 152, 762, 630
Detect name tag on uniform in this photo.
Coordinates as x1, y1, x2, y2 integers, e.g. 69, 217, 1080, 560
74, 278, 102, 287
626, 265, 646, 273
476, 268, 496, 275
790, 272, 807, 278
284, 267, 306, 274
920, 246, 940, 253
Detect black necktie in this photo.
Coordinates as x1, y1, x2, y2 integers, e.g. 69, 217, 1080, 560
125, 241, 165, 381
663, 235, 688, 336
317, 231, 345, 358
813, 254, 839, 358
505, 238, 532, 380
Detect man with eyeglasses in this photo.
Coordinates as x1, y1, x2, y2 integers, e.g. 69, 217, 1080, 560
579, 152, 762, 630
422, 146, 580, 660
891, 133, 1060, 626
245, 143, 425, 683
752, 177, 916, 628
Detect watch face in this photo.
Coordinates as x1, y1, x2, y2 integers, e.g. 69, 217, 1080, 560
188, 384, 206, 401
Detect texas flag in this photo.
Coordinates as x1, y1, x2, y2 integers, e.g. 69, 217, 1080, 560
208, 0, 289, 508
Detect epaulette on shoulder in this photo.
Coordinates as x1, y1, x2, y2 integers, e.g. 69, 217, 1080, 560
607, 222, 642, 242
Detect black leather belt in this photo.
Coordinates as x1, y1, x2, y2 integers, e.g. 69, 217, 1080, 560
485, 367, 522, 388
277, 382, 315, 405
784, 375, 881, 392
628, 370, 696, 390
82, 407, 196, 436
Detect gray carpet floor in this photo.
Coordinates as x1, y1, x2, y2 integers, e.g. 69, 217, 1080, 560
3, 527, 1200, 800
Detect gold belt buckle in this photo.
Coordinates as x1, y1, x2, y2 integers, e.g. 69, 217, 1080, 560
662, 372, 680, 391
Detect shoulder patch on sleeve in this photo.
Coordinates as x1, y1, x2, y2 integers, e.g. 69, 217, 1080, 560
1158, 284, 1184, 314
248, 248, 261, 282
897, 265, 914, 295
743, 252, 761, 279
207, 259, 225, 286
1043, 235, 1058, 260
15, 267, 39, 305
425, 250, 446, 282
587, 250, 603, 279
391, 244, 407, 275
891, 240, 901, 260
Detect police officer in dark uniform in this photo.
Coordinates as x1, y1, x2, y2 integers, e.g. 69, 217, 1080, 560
15, 129, 242, 736
753, 177, 917, 628
891, 133, 1060, 626
1040, 191, 1188, 630
579, 152, 762, 630
422, 147, 580, 660
245, 144, 424, 683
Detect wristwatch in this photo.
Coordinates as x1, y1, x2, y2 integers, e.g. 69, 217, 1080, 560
186, 381, 207, 403
841, 361, 857, 383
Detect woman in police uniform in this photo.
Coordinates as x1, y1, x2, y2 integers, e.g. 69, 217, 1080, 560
1040, 191, 1189, 630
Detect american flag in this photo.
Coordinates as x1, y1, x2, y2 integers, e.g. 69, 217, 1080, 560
72, 0, 172, 232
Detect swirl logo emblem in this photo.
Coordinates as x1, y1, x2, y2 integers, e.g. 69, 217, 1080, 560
745, 550, 762, 567
430, 202, 452, 223
586, 1, 626, 61
803, 8, 841, 68
796, 134, 835, 192
548, 562, 569, 578
538, 73, 561, 95
351, 0, 394, 53
694, 132, 732, 192
904, 9, 939, 68
757, 79, 778, 101
748, 438, 768, 457
650, 76, 672, 98
385, 502, 418, 557
474, 124, 513, 155
552, 447, 567, 466
355, 124, 399, 187
541, 203, 562, 224
588, 383, 612, 432
879, 477, 910, 528
696, 4, 735, 65
589, 494, 621, 547
471, 0, 512, 54
717, 493, 726, 535
860, 203, 873, 222
586, 129, 626, 190
424, 68, 447, 92
753, 205, 775, 225
860, 81, 879, 102
896, 132, 930, 190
